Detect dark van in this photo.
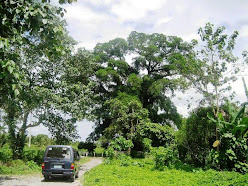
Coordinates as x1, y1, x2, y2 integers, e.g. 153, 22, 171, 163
42, 145, 80, 182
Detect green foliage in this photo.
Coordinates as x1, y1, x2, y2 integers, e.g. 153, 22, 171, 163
22, 147, 45, 164
110, 136, 134, 151
104, 95, 149, 147
94, 147, 105, 154
152, 146, 177, 171
177, 106, 216, 166
78, 141, 96, 153
31, 134, 54, 147
188, 22, 241, 111
0, 159, 40, 175
242, 77, 248, 102
208, 102, 248, 173
0, 132, 8, 148
42, 113, 79, 145
79, 157, 91, 164
116, 154, 132, 167
142, 138, 152, 152
138, 122, 176, 148
83, 158, 248, 186
0, 0, 78, 159
89, 31, 193, 141
0, 148, 12, 163
105, 146, 115, 159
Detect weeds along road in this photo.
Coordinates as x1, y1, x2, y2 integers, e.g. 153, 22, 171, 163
0, 158, 102, 186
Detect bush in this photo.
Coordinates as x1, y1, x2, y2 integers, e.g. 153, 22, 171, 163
22, 148, 45, 164
117, 154, 132, 167
0, 159, 40, 174
105, 146, 115, 159
111, 136, 133, 151
207, 102, 248, 173
94, 147, 105, 155
26, 160, 40, 171
177, 107, 215, 167
152, 146, 176, 171
0, 148, 12, 163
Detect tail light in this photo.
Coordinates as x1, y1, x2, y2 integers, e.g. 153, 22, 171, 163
71, 163, 74, 170
42, 162, 45, 170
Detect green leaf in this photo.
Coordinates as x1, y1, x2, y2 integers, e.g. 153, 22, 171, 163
14, 89, 20, 96
7, 66, 13, 74
13, 72, 20, 79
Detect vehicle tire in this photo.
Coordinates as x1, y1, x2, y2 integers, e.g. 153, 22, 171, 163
70, 174, 75, 182
44, 175, 49, 181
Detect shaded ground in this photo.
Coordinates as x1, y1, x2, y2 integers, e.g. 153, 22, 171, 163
0, 158, 103, 186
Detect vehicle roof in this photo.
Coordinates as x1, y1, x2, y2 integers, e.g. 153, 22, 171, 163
46, 145, 72, 148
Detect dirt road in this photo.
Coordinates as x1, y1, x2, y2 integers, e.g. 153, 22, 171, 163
0, 158, 102, 186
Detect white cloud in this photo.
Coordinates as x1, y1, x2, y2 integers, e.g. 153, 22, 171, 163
156, 16, 173, 26
64, 5, 107, 22
111, 0, 166, 22
239, 25, 248, 38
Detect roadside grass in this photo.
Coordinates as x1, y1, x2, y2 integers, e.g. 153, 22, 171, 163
80, 156, 91, 165
0, 160, 40, 175
84, 158, 248, 186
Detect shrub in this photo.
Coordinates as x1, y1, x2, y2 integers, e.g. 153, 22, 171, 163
117, 154, 131, 167
105, 146, 115, 159
0, 159, 40, 174
94, 147, 105, 155
22, 148, 45, 164
26, 160, 40, 171
208, 102, 248, 173
0, 148, 12, 163
177, 107, 215, 167
111, 136, 134, 151
152, 146, 176, 171
142, 138, 152, 152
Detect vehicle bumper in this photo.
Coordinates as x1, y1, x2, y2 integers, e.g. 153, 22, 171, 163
42, 169, 73, 177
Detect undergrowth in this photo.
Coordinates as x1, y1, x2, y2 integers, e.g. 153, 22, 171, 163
84, 157, 248, 186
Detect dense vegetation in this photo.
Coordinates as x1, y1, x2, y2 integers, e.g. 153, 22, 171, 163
84, 158, 248, 186
1, 0, 248, 184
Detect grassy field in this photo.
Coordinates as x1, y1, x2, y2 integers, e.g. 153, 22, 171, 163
84, 158, 248, 186
0, 160, 40, 175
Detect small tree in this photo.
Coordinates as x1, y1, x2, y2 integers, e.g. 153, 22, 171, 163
186, 23, 243, 151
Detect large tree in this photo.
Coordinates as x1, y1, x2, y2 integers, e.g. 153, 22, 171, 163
127, 31, 194, 126
0, 0, 79, 158
87, 32, 195, 141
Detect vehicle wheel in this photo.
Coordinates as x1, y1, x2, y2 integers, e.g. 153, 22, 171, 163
44, 175, 49, 181
70, 174, 75, 182
75, 171, 79, 178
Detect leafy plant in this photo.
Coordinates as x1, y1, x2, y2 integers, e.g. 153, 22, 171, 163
152, 146, 176, 171
208, 102, 248, 173
0, 148, 12, 163
105, 146, 115, 159
94, 147, 104, 154
111, 136, 134, 152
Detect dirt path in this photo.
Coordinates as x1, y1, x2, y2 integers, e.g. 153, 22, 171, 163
0, 158, 103, 186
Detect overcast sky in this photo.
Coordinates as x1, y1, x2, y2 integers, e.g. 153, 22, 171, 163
32, 0, 248, 140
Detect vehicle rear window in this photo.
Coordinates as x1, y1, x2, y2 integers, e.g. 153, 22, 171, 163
45, 147, 71, 159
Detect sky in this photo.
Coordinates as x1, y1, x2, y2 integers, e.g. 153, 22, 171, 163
32, 0, 248, 140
